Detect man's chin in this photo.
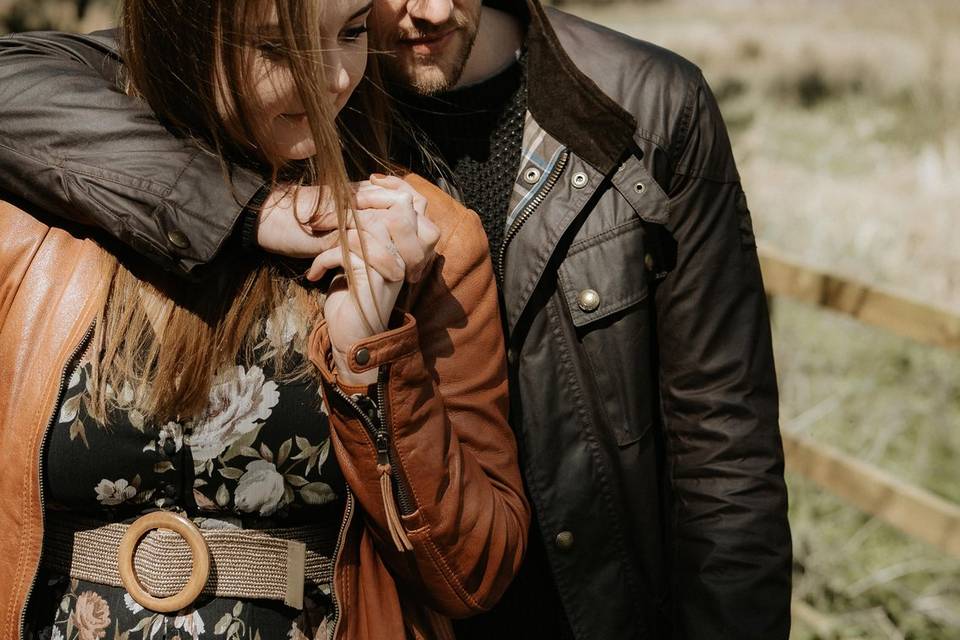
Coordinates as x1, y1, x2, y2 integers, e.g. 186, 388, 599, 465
387, 38, 471, 95
398, 64, 460, 96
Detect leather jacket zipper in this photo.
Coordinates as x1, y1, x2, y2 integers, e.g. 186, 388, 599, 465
328, 368, 413, 552
19, 321, 95, 640
497, 148, 571, 283
329, 488, 355, 640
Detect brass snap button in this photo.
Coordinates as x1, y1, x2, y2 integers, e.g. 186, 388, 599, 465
644, 253, 655, 272
167, 229, 191, 250
118, 511, 209, 613
572, 172, 588, 189
523, 167, 542, 185
555, 531, 575, 552
577, 289, 600, 313
355, 347, 371, 366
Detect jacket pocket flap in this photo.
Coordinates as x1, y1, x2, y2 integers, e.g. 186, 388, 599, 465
558, 219, 648, 327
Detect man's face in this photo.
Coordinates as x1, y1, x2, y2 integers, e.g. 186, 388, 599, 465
370, 0, 482, 95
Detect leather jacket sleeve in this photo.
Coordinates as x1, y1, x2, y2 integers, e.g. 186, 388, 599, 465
657, 72, 792, 638
0, 30, 263, 277
308, 176, 530, 617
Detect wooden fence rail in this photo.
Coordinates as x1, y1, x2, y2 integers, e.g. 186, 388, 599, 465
758, 248, 960, 559
759, 248, 960, 351
782, 432, 960, 559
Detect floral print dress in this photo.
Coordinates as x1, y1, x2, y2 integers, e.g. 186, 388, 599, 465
28, 317, 346, 640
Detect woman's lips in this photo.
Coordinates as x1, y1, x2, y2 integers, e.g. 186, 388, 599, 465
400, 29, 456, 55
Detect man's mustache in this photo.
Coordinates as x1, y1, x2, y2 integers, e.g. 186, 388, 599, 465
396, 14, 469, 41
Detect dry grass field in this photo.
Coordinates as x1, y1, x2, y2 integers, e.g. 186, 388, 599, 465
3, 1, 959, 638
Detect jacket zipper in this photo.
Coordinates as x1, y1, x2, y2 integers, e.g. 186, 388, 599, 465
19, 321, 96, 640
497, 148, 571, 283
328, 488, 355, 640
328, 367, 414, 548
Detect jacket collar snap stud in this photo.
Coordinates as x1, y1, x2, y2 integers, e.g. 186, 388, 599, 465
523, 167, 542, 184
572, 172, 588, 189
355, 347, 371, 366
555, 531, 575, 552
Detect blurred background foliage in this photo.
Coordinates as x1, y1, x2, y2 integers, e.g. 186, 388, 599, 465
3, 0, 959, 638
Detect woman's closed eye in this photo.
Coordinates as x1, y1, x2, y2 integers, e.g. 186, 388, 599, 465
340, 24, 368, 44
256, 39, 287, 60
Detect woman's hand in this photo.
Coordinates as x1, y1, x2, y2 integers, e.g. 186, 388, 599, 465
310, 175, 440, 385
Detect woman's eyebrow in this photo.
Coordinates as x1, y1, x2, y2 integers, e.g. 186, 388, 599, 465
349, 2, 374, 21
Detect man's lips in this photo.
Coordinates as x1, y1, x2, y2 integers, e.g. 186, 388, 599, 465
399, 28, 457, 55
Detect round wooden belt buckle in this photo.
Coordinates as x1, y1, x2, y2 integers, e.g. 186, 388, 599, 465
118, 511, 210, 613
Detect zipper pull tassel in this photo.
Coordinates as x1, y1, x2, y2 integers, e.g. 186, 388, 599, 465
376, 433, 413, 553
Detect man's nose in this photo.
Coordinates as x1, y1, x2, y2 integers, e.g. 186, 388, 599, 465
406, 0, 454, 25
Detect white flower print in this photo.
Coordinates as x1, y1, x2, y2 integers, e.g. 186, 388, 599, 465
234, 460, 286, 516
158, 422, 184, 453
187, 365, 279, 462
265, 311, 299, 349
123, 593, 143, 614
94, 478, 136, 506
288, 622, 310, 640
173, 609, 205, 640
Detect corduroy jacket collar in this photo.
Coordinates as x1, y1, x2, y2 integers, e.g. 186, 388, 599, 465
488, 0, 638, 173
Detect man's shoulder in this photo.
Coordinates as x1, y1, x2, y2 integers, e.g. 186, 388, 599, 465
543, 7, 703, 112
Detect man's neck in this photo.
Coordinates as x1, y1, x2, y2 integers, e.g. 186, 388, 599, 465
456, 7, 525, 88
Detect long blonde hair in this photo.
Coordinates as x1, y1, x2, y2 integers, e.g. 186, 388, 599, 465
86, 0, 393, 424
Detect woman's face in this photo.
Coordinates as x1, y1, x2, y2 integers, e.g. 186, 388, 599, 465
245, 0, 373, 161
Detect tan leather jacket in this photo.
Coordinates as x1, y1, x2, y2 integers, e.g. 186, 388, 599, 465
0, 175, 529, 640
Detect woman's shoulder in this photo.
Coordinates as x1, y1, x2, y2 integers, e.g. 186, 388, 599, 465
401, 174, 490, 258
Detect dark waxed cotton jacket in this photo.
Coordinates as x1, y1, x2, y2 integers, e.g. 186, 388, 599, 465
0, 2, 791, 638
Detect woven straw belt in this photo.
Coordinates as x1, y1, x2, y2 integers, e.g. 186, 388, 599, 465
43, 511, 337, 611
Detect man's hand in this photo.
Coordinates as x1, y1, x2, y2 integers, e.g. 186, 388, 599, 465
256, 185, 343, 258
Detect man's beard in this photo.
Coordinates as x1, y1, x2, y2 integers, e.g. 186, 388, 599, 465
380, 9, 479, 96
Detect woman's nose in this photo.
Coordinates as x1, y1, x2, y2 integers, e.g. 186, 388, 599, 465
328, 63, 351, 96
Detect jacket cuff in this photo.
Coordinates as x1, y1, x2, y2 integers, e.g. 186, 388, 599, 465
238, 185, 270, 253
308, 311, 419, 385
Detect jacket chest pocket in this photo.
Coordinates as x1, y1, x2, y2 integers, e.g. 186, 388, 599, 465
556, 218, 655, 447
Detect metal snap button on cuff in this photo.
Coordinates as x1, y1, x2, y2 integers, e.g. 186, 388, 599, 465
555, 531, 574, 552
577, 289, 601, 313
167, 229, 191, 250
355, 347, 371, 366
572, 172, 588, 189
633, 181, 646, 194
523, 167, 542, 184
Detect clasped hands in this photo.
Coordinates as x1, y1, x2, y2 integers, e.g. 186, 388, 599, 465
257, 174, 440, 385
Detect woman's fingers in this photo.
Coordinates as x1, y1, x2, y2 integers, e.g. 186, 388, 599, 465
304, 227, 406, 283
315, 248, 400, 336
355, 179, 439, 283
354, 207, 425, 281
369, 174, 428, 216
